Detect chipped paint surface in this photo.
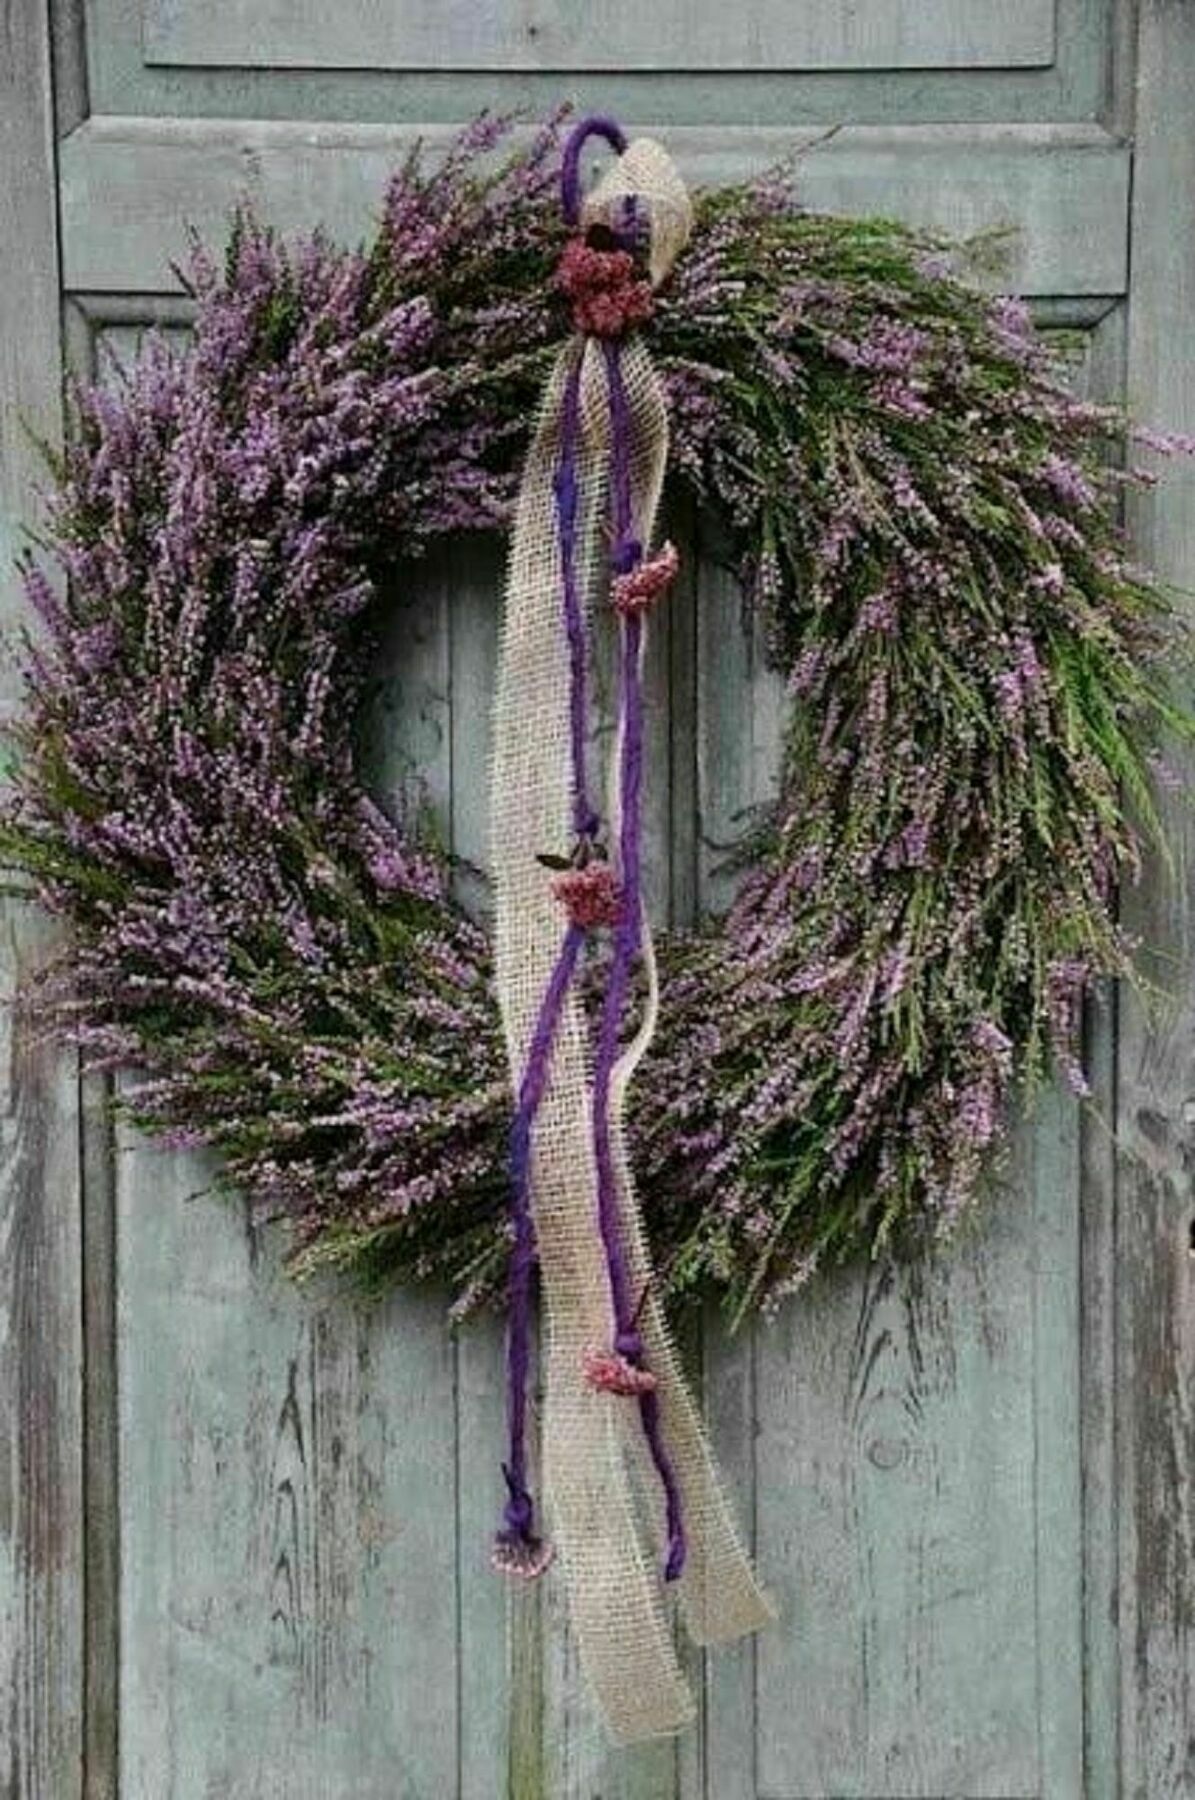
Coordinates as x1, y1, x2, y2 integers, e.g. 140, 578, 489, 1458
5, 2, 1195, 1795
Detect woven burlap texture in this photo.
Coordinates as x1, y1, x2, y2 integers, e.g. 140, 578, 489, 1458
490, 139, 773, 1744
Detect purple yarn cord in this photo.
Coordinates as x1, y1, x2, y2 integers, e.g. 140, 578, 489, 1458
498, 345, 592, 1544
591, 337, 687, 1583
553, 349, 599, 841
500, 921, 587, 1542
560, 114, 629, 226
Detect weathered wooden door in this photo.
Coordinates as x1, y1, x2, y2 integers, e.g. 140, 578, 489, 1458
3, 3, 1194, 1795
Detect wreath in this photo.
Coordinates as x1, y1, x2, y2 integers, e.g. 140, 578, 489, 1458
5, 110, 1189, 1325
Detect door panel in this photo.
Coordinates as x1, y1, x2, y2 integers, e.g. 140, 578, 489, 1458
2, 2, 1193, 1795
140, 0, 1058, 73
57, 121, 1129, 302
81, 0, 1117, 129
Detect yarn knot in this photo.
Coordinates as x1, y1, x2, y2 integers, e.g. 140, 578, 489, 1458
491, 1466, 555, 1580
491, 1533, 556, 1581
501, 1469, 535, 1538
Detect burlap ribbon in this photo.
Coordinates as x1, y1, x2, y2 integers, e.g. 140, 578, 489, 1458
490, 120, 773, 1743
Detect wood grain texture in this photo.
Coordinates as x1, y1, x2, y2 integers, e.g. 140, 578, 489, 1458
115, 1154, 462, 1799
0, 3, 84, 1796
32, 3, 1195, 1791
140, 0, 1057, 73
1071, 304, 1126, 1800
1119, 4, 1195, 1795
57, 119, 1129, 302
0, 922, 84, 1800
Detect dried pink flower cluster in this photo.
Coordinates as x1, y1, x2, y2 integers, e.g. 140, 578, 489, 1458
551, 860, 623, 928
611, 541, 679, 616
582, 1346, 658, 1396
555, 237, 655, 338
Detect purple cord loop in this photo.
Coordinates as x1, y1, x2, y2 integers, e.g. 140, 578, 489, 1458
496, 110, 686, 1588
560, 114, 629, 227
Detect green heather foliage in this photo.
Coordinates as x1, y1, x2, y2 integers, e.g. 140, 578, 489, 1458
3, 113, 1191, 1320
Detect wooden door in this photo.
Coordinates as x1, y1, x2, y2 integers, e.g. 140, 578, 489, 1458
3, 3, 1194, 1795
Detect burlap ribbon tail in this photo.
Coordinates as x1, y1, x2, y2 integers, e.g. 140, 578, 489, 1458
489, 119, 774, 1743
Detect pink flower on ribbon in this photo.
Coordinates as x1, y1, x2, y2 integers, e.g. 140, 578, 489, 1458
551, 860, 622, 929
582, 1346, 659, 1397
611, 541, 680, 617
555, 238, 655, 338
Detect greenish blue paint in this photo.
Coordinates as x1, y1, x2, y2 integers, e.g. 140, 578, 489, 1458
3, 2, 1195, 1793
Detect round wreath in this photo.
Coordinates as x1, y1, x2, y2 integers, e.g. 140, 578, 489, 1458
5, 111, 1189, 1322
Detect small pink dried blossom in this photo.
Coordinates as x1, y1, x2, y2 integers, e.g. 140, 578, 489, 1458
551, 861, 622, 928
582, 1346, 659, 1396
611, 541, 679, 617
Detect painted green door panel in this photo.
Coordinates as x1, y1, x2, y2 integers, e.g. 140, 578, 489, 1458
140, 0, 1057, 73
3, 3, 1195, 1796
81, 0, 1117, 128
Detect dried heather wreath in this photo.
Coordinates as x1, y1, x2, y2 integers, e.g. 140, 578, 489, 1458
4, 110, 1190, 1324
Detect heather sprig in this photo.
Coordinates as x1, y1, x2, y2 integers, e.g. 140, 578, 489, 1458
2, 114, 1189, 1321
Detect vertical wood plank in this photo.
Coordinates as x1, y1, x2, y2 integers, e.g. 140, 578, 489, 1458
115, 553, 464, 1798
80, 1076, 118, 1800
1071, 303, 1125, 1800
116, 1157, 461, 1799
442, 539, 533, 1800
0, 5, 84, 1797
694, 536, 783, 1800
1120, 6, 1195, 1795
0, 931, 84, 1800
1082, 974, 1121, 1800
748, 1112, 1087, 1798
